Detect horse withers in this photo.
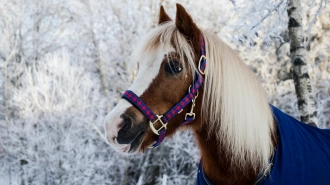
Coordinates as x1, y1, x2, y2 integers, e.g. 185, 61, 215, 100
104, 4, 330, 185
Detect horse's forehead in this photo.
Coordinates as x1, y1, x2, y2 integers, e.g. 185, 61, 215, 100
128, 49, 169, 96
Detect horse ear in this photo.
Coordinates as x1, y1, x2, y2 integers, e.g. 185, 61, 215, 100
175, 4, 199, 39
159, 5, 172, 24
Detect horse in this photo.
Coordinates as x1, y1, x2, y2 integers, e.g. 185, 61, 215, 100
104, 4, 330, 185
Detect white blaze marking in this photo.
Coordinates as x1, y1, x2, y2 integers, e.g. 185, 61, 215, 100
104, 49, 169, 153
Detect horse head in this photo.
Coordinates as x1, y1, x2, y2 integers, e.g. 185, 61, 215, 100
104, 4, 203, 154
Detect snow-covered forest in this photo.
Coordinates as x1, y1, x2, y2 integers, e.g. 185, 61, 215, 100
0, 0, 329, 184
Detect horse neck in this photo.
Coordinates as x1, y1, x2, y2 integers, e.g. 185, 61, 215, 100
191, 93, 264, 184
192, 120, 259, 185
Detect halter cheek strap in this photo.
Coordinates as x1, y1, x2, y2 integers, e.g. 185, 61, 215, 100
122, 36, 206, 148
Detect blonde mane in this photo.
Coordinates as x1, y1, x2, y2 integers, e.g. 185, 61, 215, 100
202, 30, 275, 171
131, 22, 275, 171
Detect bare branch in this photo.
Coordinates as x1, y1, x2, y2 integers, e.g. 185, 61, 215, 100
306, 0, 324, 48
250, 0, 285, 31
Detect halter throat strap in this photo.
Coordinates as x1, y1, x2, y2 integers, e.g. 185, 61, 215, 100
122, 36, 206, 148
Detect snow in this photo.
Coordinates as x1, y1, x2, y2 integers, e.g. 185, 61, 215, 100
0, 0, 329, 184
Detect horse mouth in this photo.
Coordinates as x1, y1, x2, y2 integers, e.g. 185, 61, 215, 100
128, 131, 145, 153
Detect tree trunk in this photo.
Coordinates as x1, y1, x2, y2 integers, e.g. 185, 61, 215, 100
287, 0, 318, 126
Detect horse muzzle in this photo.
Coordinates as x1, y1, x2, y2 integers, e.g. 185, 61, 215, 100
104, 100, 147, 154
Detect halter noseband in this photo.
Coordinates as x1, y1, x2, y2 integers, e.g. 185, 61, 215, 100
122, 36, 206, 148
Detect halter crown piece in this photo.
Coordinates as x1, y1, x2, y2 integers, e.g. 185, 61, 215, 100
122, 35, 206, 148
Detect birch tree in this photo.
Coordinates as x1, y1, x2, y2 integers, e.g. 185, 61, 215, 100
287, 0, 318, 126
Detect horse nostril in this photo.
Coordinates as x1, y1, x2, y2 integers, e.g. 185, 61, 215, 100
117, 114, 134, 144
119, 114, 133, 131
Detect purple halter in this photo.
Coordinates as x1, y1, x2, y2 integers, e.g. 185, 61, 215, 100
122, 36, 206, 148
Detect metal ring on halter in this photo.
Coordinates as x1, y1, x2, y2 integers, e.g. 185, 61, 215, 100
188, 85, 199, 97
149, 115, 167, 135
198, 55, 206, 75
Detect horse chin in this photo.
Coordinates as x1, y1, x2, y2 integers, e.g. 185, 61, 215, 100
116, 144, 131, 154
110, 132, 145, 154
112, 143, 141, 155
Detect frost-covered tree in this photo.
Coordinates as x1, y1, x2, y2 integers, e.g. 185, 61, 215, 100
0, 0, 329, 185
288, 0, 318, 126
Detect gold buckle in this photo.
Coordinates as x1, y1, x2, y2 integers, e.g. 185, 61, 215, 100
198, 55, 206, 75
149, 115, 167, 135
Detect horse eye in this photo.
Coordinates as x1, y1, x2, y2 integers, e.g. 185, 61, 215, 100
165, 60, 183, 75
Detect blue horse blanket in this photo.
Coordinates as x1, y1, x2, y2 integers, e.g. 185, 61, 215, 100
197, 105, 330, 185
